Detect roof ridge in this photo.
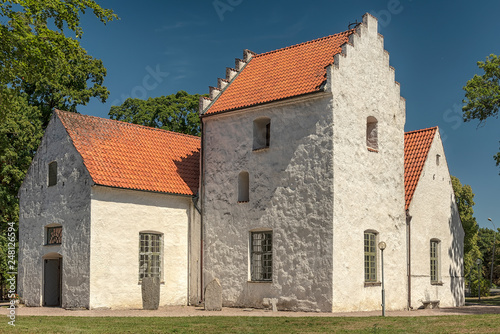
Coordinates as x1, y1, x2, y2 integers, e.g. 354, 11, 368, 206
255, 29, 355, 58
55, 109, 200, 140
404, 126, 438, 135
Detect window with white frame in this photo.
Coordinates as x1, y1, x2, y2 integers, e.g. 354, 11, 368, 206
139, 232, 163, 281
364, 231, 377, 282
253, 117, 271, 150
251, 231, 272, 281
430, 239, 440, 283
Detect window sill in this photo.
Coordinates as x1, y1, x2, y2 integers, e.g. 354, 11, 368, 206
237, 201, 249, 204
247, 280, 272, 283
431, 281, 443, 286
364, 282, 382, 287
367, 147, 379, 153
43, 243, 61, 246
252, 147, 269, 152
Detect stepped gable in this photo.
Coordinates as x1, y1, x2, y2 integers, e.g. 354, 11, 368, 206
55, 109, 200, 196
404, 127, 438, 210
200, 30, 355, 115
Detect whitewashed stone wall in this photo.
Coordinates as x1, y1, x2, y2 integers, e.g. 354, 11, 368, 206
408, 130, 464, 308
18, 114, 93, 308
328, 14, 407, 312
89, 186, 195, 309
203, 14, 409, 313
203, 93, 336, 312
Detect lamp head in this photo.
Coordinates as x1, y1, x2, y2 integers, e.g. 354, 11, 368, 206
378, 241, 386, 251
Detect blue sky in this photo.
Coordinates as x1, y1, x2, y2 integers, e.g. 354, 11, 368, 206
77, 0, 499, 229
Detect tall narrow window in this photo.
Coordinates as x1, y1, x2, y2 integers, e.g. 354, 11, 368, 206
251, 231, 272, 281
238, 171, 249, 202
366, 116, 378, 151
430, 239, 440, 283
253, 117, 271, 150
364, 231, 377, 282
48, 161, 57, 187
139, 232, 163, 281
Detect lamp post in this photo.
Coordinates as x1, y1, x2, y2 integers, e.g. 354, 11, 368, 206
378, 241, 387, 317
488, 218, 496, 289
476, 258, 482, 302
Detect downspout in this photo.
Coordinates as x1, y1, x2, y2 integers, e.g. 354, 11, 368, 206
406, 209, 412, 310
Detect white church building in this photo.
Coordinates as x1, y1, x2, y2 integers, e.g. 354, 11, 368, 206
18, 13, 464, 312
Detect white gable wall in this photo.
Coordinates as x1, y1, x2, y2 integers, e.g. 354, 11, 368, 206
408, 130, 464, 308
18, 114, 93, 308
89, 186, 194, 309
328, 14, 407, 311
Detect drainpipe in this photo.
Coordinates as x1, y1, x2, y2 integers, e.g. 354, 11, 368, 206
406, 209, 412, 310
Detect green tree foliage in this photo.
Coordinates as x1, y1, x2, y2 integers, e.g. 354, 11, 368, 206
109, 91, 205, 136
477, 227, 499, 286
451, 176, 481, 278
0, 0, 117, 125
462, 54, 500, 171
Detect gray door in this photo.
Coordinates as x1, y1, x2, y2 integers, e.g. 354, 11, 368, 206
43, 258, 61, 306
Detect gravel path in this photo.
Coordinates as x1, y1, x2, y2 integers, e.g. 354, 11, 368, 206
1, 303, 499, 318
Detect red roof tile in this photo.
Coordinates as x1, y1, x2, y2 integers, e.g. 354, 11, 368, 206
205, 30, 355, 115
404, 127, 437, 210
55, 110, 200, 196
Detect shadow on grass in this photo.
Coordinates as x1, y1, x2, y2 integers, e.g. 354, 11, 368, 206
465, 295, 500, 307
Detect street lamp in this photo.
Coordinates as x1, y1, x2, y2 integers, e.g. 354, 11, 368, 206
378, 241, 387, 317
476, 258, 482, 302
488, 218, 496, 289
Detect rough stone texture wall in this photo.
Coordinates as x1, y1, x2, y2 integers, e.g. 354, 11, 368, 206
328, 14, 408, 312
203, 94, 335, 312
408, 131, 465, 308
18, 114, 92, 308
89, 186, 194, 309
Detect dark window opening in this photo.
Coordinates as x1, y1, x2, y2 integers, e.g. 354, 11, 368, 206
48, 161, 57, 187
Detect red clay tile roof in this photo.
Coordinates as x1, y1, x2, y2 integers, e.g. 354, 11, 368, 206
404, 127, 437, 210
205, 30, 355, 115
55, 110, 200, 196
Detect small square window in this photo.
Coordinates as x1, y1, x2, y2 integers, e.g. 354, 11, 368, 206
46, 226, 62, 245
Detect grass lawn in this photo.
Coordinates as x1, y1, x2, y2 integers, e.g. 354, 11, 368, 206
2, 315, 500, 333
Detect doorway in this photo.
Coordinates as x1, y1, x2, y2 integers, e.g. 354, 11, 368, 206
43, 257, 61, 306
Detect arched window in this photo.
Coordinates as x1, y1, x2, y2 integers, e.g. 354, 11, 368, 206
238, 171, 249, 202
366, 116, 378, 151
253, 117, 271, 150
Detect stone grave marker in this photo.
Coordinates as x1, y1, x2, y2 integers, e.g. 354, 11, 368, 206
204, 278, 222, 311
141, 276, 160, 310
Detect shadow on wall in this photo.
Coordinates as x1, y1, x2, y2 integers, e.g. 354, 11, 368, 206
448, 196, 465, 306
